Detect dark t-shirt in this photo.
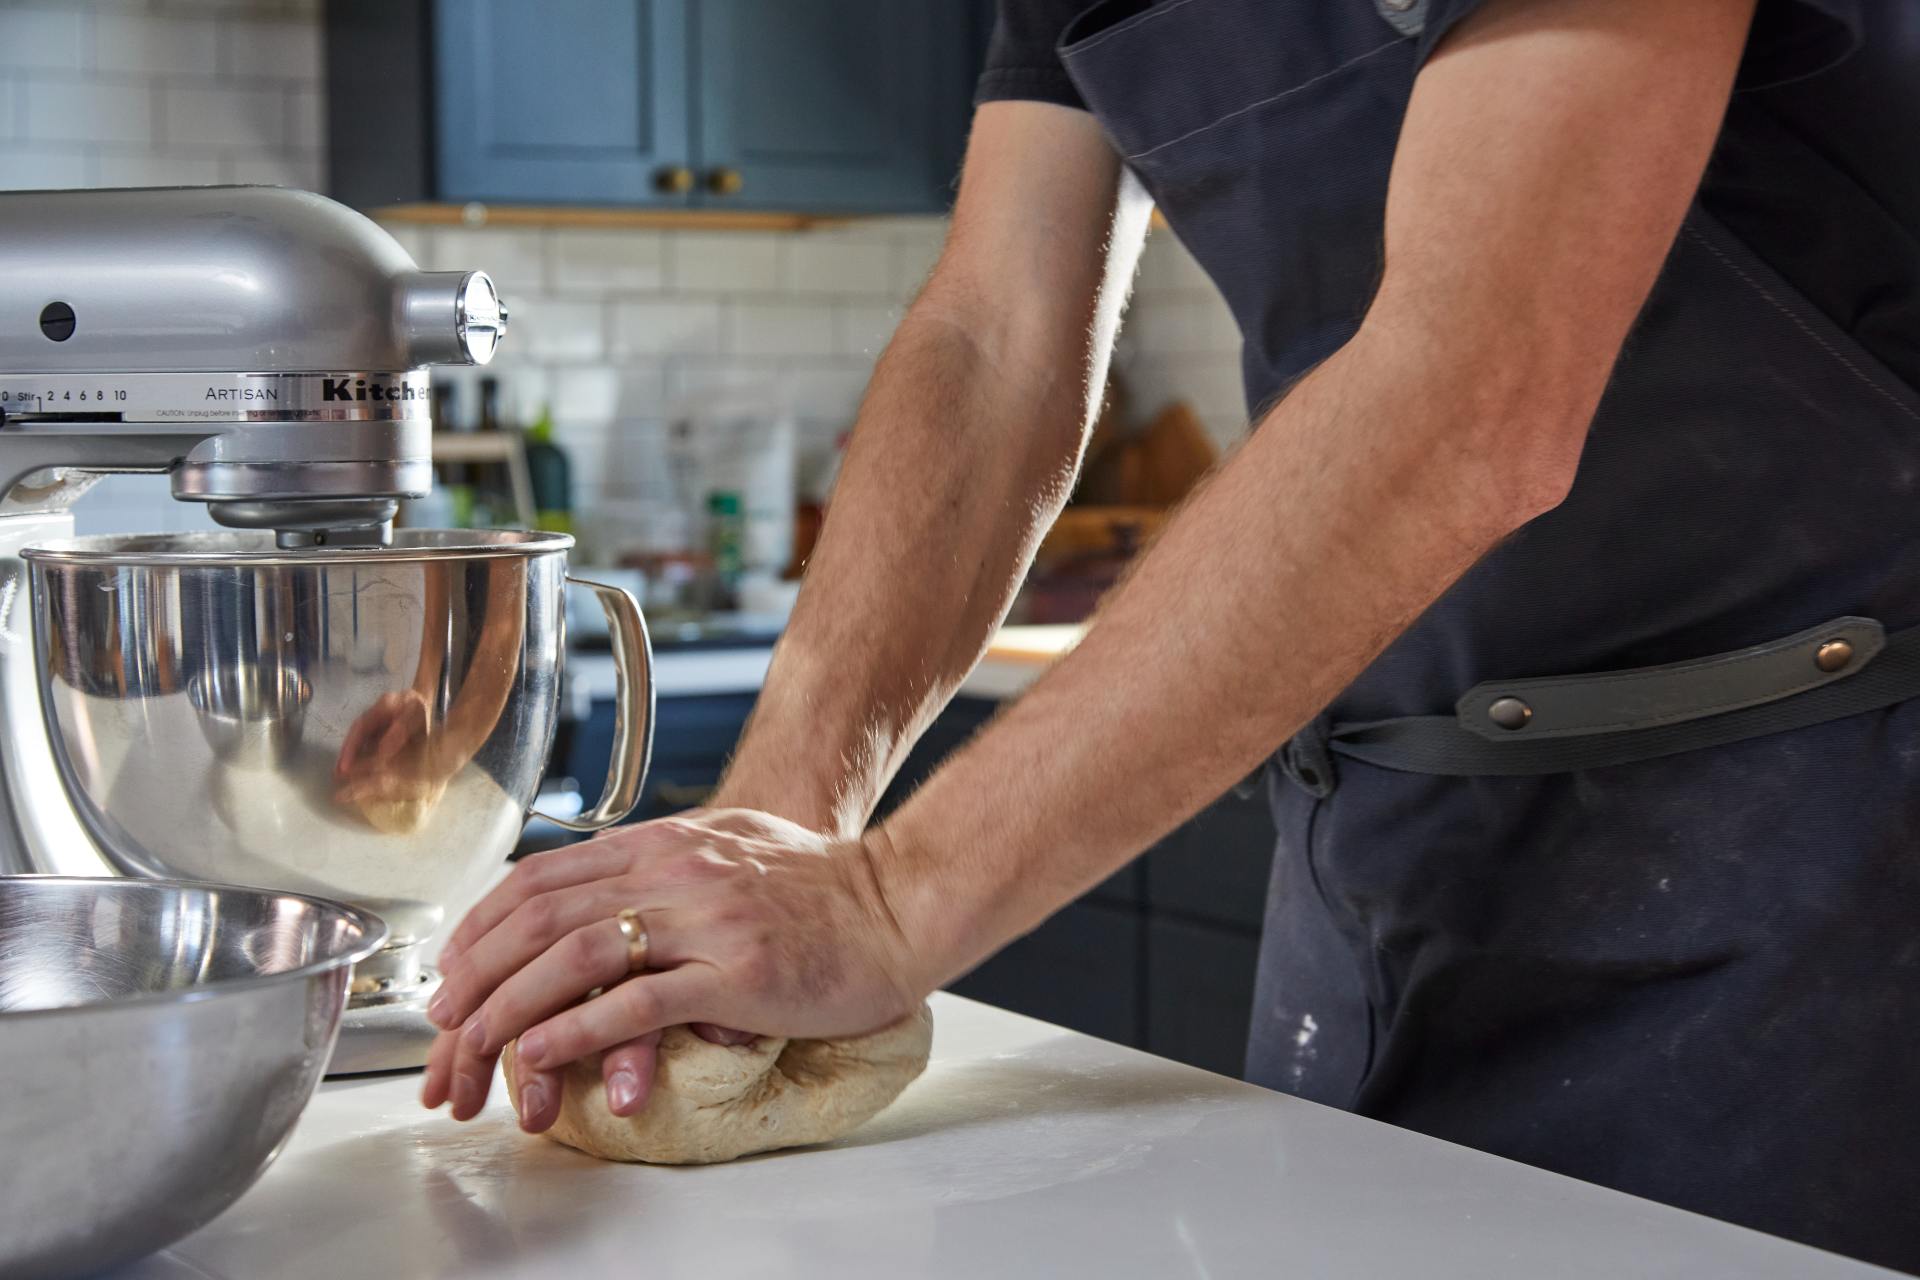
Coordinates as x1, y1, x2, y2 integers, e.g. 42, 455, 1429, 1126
975, 0, 1920, 391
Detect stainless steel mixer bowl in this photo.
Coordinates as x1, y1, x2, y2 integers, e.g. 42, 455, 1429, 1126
188, 663, 313, 769
21, 529, 650, 998
0, 875, 386, 1280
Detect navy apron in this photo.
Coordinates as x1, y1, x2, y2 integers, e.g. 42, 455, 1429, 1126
1059, 0, 1920, 1270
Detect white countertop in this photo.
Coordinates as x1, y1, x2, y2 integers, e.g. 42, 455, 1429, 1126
119, 994, 1892, 1280
570, 624, 1083, 705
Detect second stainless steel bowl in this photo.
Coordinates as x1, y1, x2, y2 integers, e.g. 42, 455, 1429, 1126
0, 875, 386, 1280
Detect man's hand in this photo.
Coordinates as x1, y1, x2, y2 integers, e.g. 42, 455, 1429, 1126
418, 810, 926, 1131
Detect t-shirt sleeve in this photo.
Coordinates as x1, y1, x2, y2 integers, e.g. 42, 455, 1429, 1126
974, 0, 1091, 109
1414, 0, 1863, 89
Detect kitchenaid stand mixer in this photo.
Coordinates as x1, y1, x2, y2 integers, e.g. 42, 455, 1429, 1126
0, 187, 652, 1072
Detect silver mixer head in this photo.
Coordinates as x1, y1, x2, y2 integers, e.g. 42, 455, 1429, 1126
0, 186, 507, 544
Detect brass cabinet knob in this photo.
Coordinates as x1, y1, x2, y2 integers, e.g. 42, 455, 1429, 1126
705, 167, 743, 196
653, 165, 695, 195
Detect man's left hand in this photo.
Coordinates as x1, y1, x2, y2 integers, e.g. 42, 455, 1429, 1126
418, 808, 926, 1132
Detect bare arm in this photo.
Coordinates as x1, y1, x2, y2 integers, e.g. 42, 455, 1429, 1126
425, 0, 1763, 1127
878, 0, 1761, 983
711, 102, 1150, 837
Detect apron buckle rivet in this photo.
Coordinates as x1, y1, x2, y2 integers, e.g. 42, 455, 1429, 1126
1488, 696, 1533, 730
1815, 639, 1854, 672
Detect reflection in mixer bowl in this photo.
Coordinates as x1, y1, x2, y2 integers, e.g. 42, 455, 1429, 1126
23, 530, 572, 967
189, 663, 312, 769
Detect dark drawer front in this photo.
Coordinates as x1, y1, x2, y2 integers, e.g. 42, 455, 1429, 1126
1146, 917, 1261, 1078
1143, 781, 1276, 929
567, 692, 758, 822
947, 900, 1144, 1048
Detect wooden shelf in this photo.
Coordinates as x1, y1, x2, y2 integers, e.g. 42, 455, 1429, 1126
375, 202, 859, 233
430, 431, 521, 463
430, 432, 534, 526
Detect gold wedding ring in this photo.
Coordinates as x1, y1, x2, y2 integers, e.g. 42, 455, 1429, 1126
615, 907, 650, 973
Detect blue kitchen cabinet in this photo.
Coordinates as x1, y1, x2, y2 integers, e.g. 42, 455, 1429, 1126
694, 0, 972, 212
326, 1, 985, 215
436, 0, 692, 205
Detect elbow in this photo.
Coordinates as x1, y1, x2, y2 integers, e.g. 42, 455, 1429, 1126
1351, 309, 1602, 536
1432, 368, 1596, 543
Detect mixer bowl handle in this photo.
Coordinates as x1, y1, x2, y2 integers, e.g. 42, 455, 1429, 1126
534, 576, 655, 831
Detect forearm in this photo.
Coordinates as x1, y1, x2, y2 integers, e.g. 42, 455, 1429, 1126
713, 297, 1102, 834
875, 317, 1590, 985
715, 106, 1149, 838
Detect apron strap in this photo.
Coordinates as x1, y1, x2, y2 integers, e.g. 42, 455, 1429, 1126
1322, 615, 1920, 778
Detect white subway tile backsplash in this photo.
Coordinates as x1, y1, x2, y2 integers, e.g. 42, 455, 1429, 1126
673, 231, 780, 292
547, 366, 667, 426
435, 226, 548, 296
1133, 230, 1218, 297
0, 145, 89, 189
164, 83, 284, 148
23, 77, 155, 146
221, 147, 320, 188
664, 356, 783, 406
286, 85, 322, 149
94, 12, 219, 77
1125, 356, 1249, 446
837, 302, 903, 359
611, 299, 725, 358
605, 367, 672, 420
1123, 292, 1241, 355
888, 224, 947, 294
513, 296, 606, 361
90, 148, 223, 187
550, 228, 667, 293
0, 10, 86, 72
380, 221, 432, 266
728, 299, 837, 358
785, 234, 892, 295
220, 17, 320, 82
779, 361, 871, 426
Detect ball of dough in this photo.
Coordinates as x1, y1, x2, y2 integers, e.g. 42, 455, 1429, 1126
503, 1004, 933, 1165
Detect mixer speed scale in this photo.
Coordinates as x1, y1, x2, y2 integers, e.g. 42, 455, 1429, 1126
0, 371, 434, 423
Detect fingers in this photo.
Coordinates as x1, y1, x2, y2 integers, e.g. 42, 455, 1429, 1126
428, 880, 628, 1031
376, 693, 425, 757
334, 702, 387, 782
600, 1030, 663, 1117
692, 1023, 757, 1046
457, 916, 637, 1058
437, 842, 632, 971
442, 915, 641, 1122
517, 966, 707, 1072
445, 1024, 501, 1122
513, 1061, 564, 1133
421, 1026, 458, 1110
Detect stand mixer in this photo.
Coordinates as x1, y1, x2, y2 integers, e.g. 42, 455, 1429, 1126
0, 186, 653, 1072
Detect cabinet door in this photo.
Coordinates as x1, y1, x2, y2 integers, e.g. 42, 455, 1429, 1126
1144, 781, 1277, 930
436, 0, 692, 204
693, 0, 967, 213
948, 901, 1144, 1048
1146, 918, 1260, 1078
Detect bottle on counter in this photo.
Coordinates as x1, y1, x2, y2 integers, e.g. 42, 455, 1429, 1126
708, 490, 745, 604
470, 375, 508, 527
525, 404, 574, 534
430, 381, 475, 528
